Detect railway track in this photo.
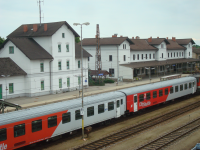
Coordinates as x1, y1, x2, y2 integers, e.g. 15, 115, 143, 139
74, 100, 200, 150
135, 116, 200, 150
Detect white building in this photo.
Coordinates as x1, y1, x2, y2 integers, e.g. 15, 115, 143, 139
82, 35, 197, 80
0, 21, 91, 99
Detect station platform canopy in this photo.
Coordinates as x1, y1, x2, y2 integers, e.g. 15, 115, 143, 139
0, 99, 21, 113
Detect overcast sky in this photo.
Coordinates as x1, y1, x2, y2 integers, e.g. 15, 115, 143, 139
0, 0, 200, 45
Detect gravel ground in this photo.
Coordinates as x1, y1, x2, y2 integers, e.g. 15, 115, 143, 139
30, 95, 200, 150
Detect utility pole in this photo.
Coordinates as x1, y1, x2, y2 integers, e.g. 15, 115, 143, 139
37, 0, 44, 26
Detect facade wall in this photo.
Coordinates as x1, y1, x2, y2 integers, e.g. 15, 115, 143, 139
166, 50, 185, 59
130, 50, 156, 62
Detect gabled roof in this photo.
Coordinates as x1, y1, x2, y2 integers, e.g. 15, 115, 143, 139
176, 39, 195, 45
147, 38, 170, 45
75, 43, 92, 58
167, 40, 186, 50
0, 37, 53, 60
130, 39, 158, 51
0, 57, 27, 76
8, 21, 79, 38
81, 37, 134, 46
192, 48, 200, 54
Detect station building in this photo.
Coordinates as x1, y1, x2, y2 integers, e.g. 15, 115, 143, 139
0, 21, 91, 99
82, 35, 199, 81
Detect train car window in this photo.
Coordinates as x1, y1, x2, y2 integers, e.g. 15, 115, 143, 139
165, 88, 168, 95
121, 99, 123, 105
117, 100, 120, 108
87, 106, 94, 117
146, 93, 151, 100
98, 104, 104, 114
62, 112, 71, 124
32, 119, 42, 132
108, 102, 114, 111
139, 94, 144, 102
185, 83, 188, 90
14, 123, 25, 137
175, 86, 178, 92
48, 116, 57, 128
134, 96, 137, 103
170, 87, 173, 94
75, 110, 82, 120
159, 90, 163, 97
0, 128, 7, 141
153, 91, 157, 98
189, 83, 192, 88
180, 85, 183, 91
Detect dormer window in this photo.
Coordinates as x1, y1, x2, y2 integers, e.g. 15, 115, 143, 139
62, 33, 65, 38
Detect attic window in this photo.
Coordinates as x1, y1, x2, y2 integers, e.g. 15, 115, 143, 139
62, 33, 65, 38
9, 46, 14, 54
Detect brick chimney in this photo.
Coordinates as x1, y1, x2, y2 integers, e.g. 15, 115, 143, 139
33, 24, 38, 32
120, 35, 123, 37
132, 37, 134, 39
23, 25, 28, 32
148, 37, 152, 43
172, 37, 176, 42
136, 36, 140, 39
112, 34, 117, 38
44, 24, 47, 31
157, 37, 159, 38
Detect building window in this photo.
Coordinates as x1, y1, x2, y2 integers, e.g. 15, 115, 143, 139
109, 68, 114, 77
153, 53, 155, 59
66, 44, 69, 52
109, 55, 112, 61
98, 104, 104, 114
9, 83, 14, 94
177, 52, 178, 57
168, 53, 169, 58
162, 53, 163, 58
182, 52, 184, 56
124, 55, 126, 61
160, 66, 163, 71
59, 79, 62, 88
62, 112, 71, 124
161, 44, 164, 48
174, 52, 175, 57
133, 54, 135, 60
189, 52, 190, 56
171, 52, 172, 57
41, 81, 44, 90
9, 46, 14, 54
40, 63, 44, 72
149, 54, 151, 59
58, 44, 61, 52
67, 77, 70, 87
142, 68, 144, 74
48, 116, 57, 128
146, 54, 147, 59
67, 61, 70, 70
0, 128, 7, 141
108, 101, 114, 111
14, 124, 25, 137
137, 54, 139, 60
142, 54, 143, 60
88, 57, 90, 61
58, 61, 62, 70
62, 33, 65, 38
179, 52, 181, 57
32, 119, 42, 132
78, 76, 81, 85
78, 60, 80, 68
123, 44, 126, 49
75, 110, 82, 120
87, 106, 94, 117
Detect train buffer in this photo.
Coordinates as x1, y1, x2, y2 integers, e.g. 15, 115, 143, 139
0, 99, 21, 113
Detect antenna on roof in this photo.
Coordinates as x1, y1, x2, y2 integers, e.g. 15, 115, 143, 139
37, 0, 44, 26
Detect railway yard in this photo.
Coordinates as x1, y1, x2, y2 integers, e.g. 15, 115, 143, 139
17, 93, 200, 150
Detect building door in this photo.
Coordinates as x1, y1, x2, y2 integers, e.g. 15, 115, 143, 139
0, 85, 2, 99
116, 100, 120, 118
134, 95, 138, 112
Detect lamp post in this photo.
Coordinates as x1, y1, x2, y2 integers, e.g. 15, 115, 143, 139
1, 75, 10, 100
73, 22, 90, 140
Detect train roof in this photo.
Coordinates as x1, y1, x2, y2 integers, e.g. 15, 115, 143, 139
118, 76, 195, 96
0, 91, 124, 126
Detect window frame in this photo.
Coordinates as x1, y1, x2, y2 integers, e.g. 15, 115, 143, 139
175, 86, 178, 92
165, 88, 168, 95
67, 61, 70, 70
14, 123, 25, 137
108, 101, 114, 111
87, 106, 94, 117
180, 85, 183, 91
78, 60, 80, 68
121, 99, 123, 105
48, 116, 57, 128
153, 91, 157, 98
189, 83, 192, 88
32, 119, 42, 133
133, 54, 135, 60
41, 80, 44, 90
59, 78, 62, 88
170, 87, 174, 94
124, 55, 126, 61
75, 110, 82, 120
40, 63, 44, 72
58, 44, 61, 52
67, 77, 70, 87
9, 46, 14, 54
139, 94, 144, 102
185, 83, 188, 90
58, 61, 62, 70
62, 112, 71, 124
109, 55, 112, 61
66, 44, 69, 52
62, 33, 65, 38
146, 92, 151, 100
109, 68, 114, 77
159, 89, 163, 97
98, 104, 104, 114
9, 83, 14, 94
0, 128, 7, 142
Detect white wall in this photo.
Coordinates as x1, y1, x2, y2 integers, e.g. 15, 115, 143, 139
154, 41, 167, 61
166, 50, 185, 59
130, 50, 156, 62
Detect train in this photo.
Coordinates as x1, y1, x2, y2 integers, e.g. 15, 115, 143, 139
0, 76, 200, 150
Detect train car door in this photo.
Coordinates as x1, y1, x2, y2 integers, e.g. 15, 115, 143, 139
134, 95, 138, 112
116, 100, 120, 117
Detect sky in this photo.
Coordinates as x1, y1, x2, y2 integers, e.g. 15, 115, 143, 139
0, 0, 200, 45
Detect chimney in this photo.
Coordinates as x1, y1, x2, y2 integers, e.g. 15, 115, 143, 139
136, 36, 140, 39
148, 36, 152, 43
112, 34, 117, 38
33, 24, 38, 32
157, 37, 159, 38
120, 35, 123, 37
23, 25, 28, 32
132, 37, 134, 39
166, 37, 168, 40
44, 24, 47, 31
172, 37, 176, 42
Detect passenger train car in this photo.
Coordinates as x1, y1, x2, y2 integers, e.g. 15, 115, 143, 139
0, 76, 198, 150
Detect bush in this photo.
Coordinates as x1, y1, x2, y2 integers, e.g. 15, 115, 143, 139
104, 79, 115, 83
89, 80, 105, 86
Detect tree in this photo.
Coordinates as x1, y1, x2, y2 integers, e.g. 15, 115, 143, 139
0, 36, 5, 46
75, 37, 80, 43
193, 45, 200, 48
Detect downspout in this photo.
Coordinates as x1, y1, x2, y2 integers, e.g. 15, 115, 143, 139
49, 59, 54, 94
